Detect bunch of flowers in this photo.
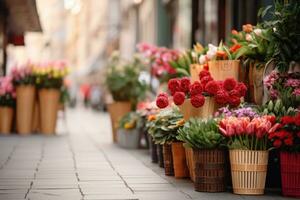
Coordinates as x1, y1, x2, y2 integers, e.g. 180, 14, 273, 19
268, 113, 300, 152
215, 106, 259, 119
11, 62, 35, 86
219, 115, 277, 150
33, 61, 70, 89
264, 70, 300, 108
137, 42, 180, 82
0, 76, 16, 107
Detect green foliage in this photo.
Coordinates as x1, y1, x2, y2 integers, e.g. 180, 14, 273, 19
36, 76, 63, 89
146, 107, 183, 145
105, 52, 148, 105
0, 94, 15, 107
59, 86, 70, 104
169, 51, 193, 77
13, 75, 36, 86
119, 112, 142, 130
258, 99, 297, 117
177, 118, 224, 149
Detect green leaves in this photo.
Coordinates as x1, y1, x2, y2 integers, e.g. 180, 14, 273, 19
169, 51, 194, 77
177, 118, 224, 149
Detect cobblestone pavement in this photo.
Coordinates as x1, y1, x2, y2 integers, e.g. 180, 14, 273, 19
0, 108, 292, 200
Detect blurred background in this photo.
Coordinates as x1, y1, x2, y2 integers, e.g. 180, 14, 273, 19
0, 0, 273, 110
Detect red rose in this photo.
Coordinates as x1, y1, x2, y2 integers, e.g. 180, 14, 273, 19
215, 89, 229, 105
284, 138, 293, 146
168, 78, 180, 95
281, 116, 294, 125
156, 95, 169, 108
158, 92, 168, 98
297, 132, 300, 138
180, 77, 191, 93
229, 96, 241, 107
273, 139, 282, 148
223, 78, 237, 91
200, 76, 213, 88
205, 80, 220, 95
265, 115, 276, 125
277, 130, 289, 139
189, 81, 203, 96
190, 94, 205, 108
173, 92, 185, 105
229, 89, 239, 97
294, 114, 300, 126
203, 63, 209, 71
199, 69, 211, 79
235, 82, 247, 97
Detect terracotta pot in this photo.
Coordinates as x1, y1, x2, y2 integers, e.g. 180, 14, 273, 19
193, 148, 226, 192
208, 60, 240, 81
178, 98, 219, 121
16, 85, 35, 135
280, 152, 300, 198
184, 146, 195, 182
0, 106, 14, 134
172, 142, 189, 178
190, 64, 203, 83
107, 101, 131, 143
31, 100, 40, 133
163, 143, 174, 176
230, 150, 268, 195
39, 89, 60, 135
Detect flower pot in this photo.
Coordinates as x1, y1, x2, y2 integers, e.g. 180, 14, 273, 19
39, 88, 60, 135
148, 134, 158, 163
193, 148, 226, 192
107, 101, 132, 143
190, 64, 203, 83
229, 150, 268, 195
0, 106, 13, 135
157, 144, 164, 168
249, 64, 264, 105
31, 100, 40, 133
172, 142, 189, 178
280, 152, 300, 198
178, 98, 218, 121
16, 85, 36, 135
185, 146, 195, 182
117, 129, 140, 149
208, 60, 240, 81
163, 143, 174, 176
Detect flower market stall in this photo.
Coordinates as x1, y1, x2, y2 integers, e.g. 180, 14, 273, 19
105, 1, 300, 198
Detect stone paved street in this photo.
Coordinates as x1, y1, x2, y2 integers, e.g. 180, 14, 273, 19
0, 108, 292, 200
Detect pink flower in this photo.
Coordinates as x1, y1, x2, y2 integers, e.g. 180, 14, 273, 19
285, 79, 300, 88
292, 88, 300, 96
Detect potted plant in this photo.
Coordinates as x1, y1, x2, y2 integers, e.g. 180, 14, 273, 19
147, 107, 186, 177
105, 52, 147, 142
0, 76, 16, 134
34, 61, 69, 135
178, 118, 226, 192
11, 64, 36, 135
117, 112, 142, 149
219, 115, 277, 195
268, 113, 300, 197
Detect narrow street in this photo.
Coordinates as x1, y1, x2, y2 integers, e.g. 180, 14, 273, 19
0, 108, 289, 200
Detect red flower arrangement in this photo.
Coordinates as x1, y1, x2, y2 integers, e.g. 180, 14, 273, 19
268, 113, 300, 152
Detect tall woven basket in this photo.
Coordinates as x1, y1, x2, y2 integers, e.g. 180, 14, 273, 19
193, 149, 225, 192
185, 146, 195, 182
163, 143, 174, 176
229, 150, 269, 195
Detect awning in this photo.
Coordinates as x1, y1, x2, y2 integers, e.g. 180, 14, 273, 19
3, 0, 42, 35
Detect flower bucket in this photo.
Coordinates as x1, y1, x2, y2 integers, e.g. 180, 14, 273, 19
178, 98, 219, 121
190, 64, 203, 83
249, 64, 264, 105
172, 142, 189, 178
280, 152, 300, 198
0, 106, 13, 135
193, 148, 226, 192
31, 100, 40, 133
107, 101, 132, 142
117, 129, 140, 149
16, 85, 35, 135
185, 146, 195, 182
163, 143, 174, 176
229, 150, 268, 195
39, 88, 60, 135
208, 60, 240, 81
157, 144, 164, 168
148, 134, 158, 163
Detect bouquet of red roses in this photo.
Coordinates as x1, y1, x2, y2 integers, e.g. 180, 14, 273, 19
219, 115, 277, 150
268, 113, 300, 152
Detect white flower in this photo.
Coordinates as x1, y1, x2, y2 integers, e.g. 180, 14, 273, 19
207, 50, 216, 60
199, 55, 206, 64
253, 28, 262, 36
208, 44, 218, 52
245, 34, 253, 41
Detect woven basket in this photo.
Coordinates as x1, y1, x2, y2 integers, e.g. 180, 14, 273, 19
172, 142, 189, 178
185, 146, 195, 182
148, 134, 158, 163
229, 150, 268, 195
280, 152, 300, 198
190, 64, 203, 83
157, 144, 164, 168
193, 149, 226, 192
208, 60, 240, 81
163, 143, 174, 176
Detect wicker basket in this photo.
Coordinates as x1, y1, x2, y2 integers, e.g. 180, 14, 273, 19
172, 142, 189, 178
208, 60, 240, 81
190, 64, 203, 83
193, 149, 226, 192
280, 152, 300, 198
229, 150, 268, 195
163, 143, 174, 176
157, 144, 164, 168
185, 146, 195, 182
